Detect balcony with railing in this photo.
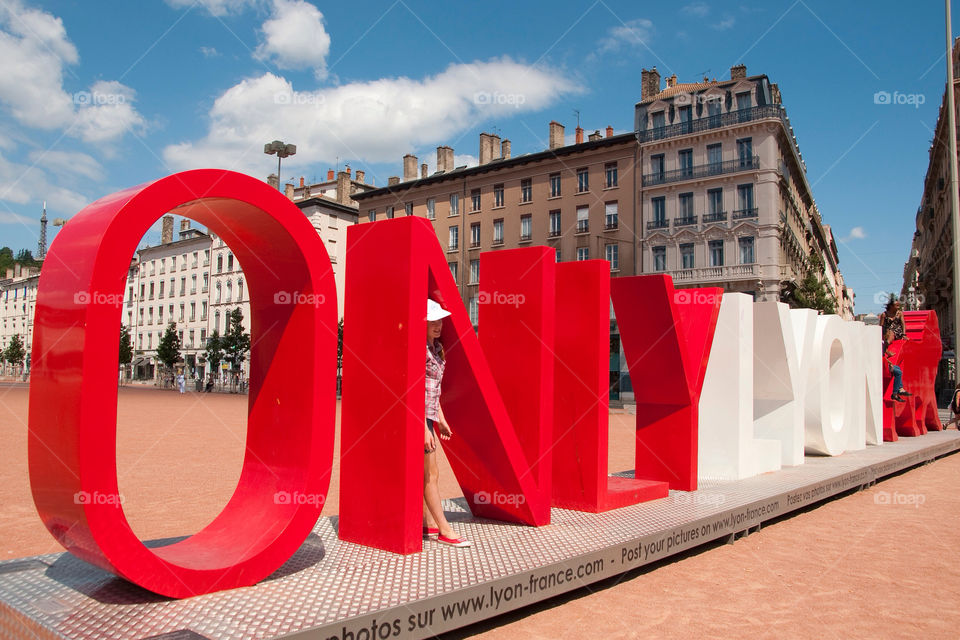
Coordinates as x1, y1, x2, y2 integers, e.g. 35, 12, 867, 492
547, 229, 561, 238
643, 156, 760, 186
732, 207, 759, 220
604, 218, 619, 230
674, 216, 698, 227
702, 211, 728, 223
647, 219, 669, 231
637, 105, 788, 143
670, 263, 759, 283
576, 221, 589, 234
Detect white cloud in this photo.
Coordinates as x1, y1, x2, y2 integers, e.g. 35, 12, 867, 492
163, 58, 577, 176
712, 16, 736, 30
0, 151, 89, 223
453, 154, 478, 169
165, 0, 257, 17
254, 0, 330, 79
598, 18, 654, 53
683, 2, 710, 17
28, 149, 103, 182
842, 226, 866, 242
0, 210, 34, 225
200, 45, 220, 57
0, 2, 145, 143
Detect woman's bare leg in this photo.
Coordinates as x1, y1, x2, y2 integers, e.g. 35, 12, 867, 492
423, 450, 455, 537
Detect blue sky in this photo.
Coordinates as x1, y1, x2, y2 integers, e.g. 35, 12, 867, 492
0, 0, 954, 313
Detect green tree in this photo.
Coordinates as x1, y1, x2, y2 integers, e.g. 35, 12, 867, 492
204, 330, 223, 378
791, 251, 837, 315
221, 308, 250, 374
118, 325, 133, 381
0, 247, 14, 275
3, 334, 26, 371
15, 248, 39, 267
156, 322, 181, 373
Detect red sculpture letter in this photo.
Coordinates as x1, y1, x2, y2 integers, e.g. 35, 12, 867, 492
28, 169, 337, 598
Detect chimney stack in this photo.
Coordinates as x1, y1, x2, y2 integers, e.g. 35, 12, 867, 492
336, 171, 351, 205
479, 132, 494, 164
436, 145, 454, 173
403, 154, 418, 181
588, 130, 601, 142
730, 64, 746, 80
267, 174, 279, 189
180, 219, 190, 232
549, 121, 565, 150
327, 169, 335, 181
605, 125, 614, 138
284, 183, 294, 200
388, 176, 400, 186
641, 67, 661, 101
345, 164, 351, 176
665, 74, 677, 88
356, 169, 365, 183
421, 163, 428, 178
161, 215, 174, 244
299, 176, 305, 187
575, 126, 584, 144
501, 139, 511, 159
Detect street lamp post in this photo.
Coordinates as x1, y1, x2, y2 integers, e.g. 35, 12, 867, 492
263, 140, 297, 190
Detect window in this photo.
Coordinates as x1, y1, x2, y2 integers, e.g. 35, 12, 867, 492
555, 247, 561, 262
204, 249, 210, 265
605, 202, 618, 229
493, 218, 504, 244
237, 279, 243, 301
494, 184, 504, 207
680, 243, 695, 269
737, 138, 753, 167
679, 149, 693, 177
448, 226, 459, 250
201, 301, 207, 320
577, 247, 589, 261
149, 282, 155, 299
520, 178, 532, 202
652, 246, 666, 271
217, 254, 223, 273
652, 111, 665, 132
159, 280, 165, 298
576, 205, 589, 233
426, 198, 435, 220
549, 210, 561, 237
368, 210, 376, 222
469, 259, 480, 284
652, 197, 666, 225
737, 184, 755, 213
549, 173, 562, 197
605, 162, 618, 188
201, 329, 207, 343
179, 303, 185, 321
216, 282, 222, 303
520, 214, 532, 240
678, 105, 692, 133
189, 330, 195, 347
202, 273, 209, 292
226, 281, 233, 302
386, 206, 394, 219
228, 253, 235, 270
180, 277, 186, 296
707, 97, 722, 125
191, 275, 197, 294
577, 168, 589, 193
606, 244, 619, 271
736, 91, 752, 118
171, 256, 177, 271
158, 306, 163, 323
190, 302, 196, 321
449, 193, 459, 216
192, 251, 198, 268
678, 193, 694, 220
404, 202, 413, 216
140, 283, 145, 299
470, 222, 481, 248
651, 154, 665, 181
708, 188, 724, 215
469, 296, 479, 326
709, 240, 724, 267
739, 236, 755, 264
448, 261, 458, 283
214, 311, 220, 334
707, 144, 722, 171
471, 188, 481, 212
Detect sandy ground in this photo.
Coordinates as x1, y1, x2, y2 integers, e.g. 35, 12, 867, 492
1, 383, 959, 638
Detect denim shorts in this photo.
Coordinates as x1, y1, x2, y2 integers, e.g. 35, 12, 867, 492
425, 418, 435, 435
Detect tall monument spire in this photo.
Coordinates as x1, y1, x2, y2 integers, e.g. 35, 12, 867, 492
38, 201, 47, 260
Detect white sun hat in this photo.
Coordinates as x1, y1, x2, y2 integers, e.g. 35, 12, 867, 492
426, 299, 451, 321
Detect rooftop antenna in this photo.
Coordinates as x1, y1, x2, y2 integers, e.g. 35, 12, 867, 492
573, 109, 581, 128
698, 68, 711, 80
38, 201, 47, 260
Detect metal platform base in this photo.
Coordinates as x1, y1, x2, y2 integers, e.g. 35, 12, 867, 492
2, 430, 959, 640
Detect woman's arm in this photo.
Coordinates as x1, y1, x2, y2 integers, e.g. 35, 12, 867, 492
436, 405, 453, 439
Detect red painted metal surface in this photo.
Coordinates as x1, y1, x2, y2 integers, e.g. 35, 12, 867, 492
28, 169, 338, 598
610, 277, 722, 492
339, 217, 553, 554
551, 262, 668, 511
882, 311, 942, 440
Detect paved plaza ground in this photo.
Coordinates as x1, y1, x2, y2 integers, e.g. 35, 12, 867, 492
1, 382, 959, 638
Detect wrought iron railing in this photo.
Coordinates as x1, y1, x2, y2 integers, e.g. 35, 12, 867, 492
643, 156, 760, 186
732, 208, 759, 220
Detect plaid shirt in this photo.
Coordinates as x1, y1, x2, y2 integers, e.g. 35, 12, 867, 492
425, 342, 445, 420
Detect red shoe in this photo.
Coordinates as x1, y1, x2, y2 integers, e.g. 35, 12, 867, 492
422, 527, 439, 538
436, 533, 472, 548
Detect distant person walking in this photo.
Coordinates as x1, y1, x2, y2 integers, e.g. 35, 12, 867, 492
177, 372, 185, 394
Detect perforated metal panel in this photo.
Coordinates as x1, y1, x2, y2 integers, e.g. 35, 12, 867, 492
2, 430, 958, 640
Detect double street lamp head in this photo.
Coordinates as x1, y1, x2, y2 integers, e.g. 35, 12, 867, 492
264, 140, 297, 159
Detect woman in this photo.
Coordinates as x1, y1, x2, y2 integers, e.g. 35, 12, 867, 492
879, 299, 906, 341
882, 329, 912, 402
945, 386, 960, 430
423, 299, 471, 548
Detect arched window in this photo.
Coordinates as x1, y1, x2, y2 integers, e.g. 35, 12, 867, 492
237, 279, 243, 301
215, 282, 222, 303
226, 281, 233, 302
